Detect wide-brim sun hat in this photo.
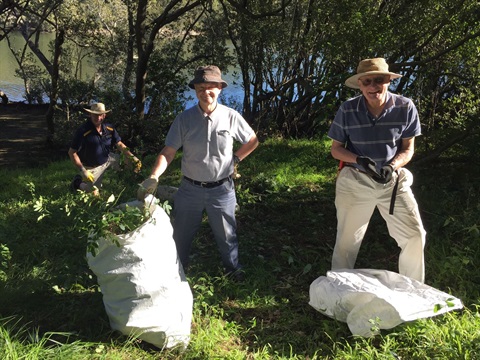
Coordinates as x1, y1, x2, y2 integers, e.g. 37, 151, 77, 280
345, 58, 402, 89
188, 65, 228, 89
84, 102, 111, 114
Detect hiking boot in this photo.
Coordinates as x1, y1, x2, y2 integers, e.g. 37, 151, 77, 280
225, 268, 245, 283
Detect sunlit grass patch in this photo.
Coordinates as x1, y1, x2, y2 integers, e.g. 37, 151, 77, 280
1, 137, 478, 359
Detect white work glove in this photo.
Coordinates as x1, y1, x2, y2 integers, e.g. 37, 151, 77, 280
137, 175, 158, 200
80, 166, 94, 183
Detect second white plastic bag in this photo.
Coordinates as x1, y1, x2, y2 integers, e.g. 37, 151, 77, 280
309, 269, 463, 337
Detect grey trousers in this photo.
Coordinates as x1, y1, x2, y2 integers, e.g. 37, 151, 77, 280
172, 177, 239, 272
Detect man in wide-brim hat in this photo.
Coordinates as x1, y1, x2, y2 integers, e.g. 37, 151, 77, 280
188, 65, 228, 89
344, 58, 402, 89
68, 102, 141, 195
83, 102, 112, 114
327, 57, 427, 283
138, 65, 259, 281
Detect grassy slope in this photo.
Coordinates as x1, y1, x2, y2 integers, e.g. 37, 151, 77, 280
0, 137, 479, 359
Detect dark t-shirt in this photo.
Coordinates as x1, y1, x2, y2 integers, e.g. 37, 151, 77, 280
70, 121, 121, 167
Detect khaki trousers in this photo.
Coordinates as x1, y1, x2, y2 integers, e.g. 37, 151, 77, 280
331, 167, 426, 283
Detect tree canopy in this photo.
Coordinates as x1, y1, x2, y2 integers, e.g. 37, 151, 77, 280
1, 0, 479, 157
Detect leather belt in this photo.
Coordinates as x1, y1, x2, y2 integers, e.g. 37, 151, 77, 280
184, 176, 230, 188
343, 164, 399, 215
344, 164, 367, 174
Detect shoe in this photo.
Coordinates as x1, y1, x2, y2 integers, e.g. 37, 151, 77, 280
70, 175, 82, 192
226, 269, 245, 282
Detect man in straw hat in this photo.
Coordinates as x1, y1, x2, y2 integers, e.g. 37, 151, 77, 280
68, 102, 142, 195
137, 65, 258, 281
327, 58, 426, 283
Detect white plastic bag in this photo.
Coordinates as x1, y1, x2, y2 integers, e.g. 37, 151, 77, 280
86, 195, 193, 349
309, 269, 463, 337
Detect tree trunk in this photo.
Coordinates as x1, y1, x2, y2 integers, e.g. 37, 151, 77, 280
45, 28, 65, 143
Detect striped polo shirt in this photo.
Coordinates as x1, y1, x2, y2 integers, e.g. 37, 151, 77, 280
165, 103, 255, 182
328, 92, 421, 170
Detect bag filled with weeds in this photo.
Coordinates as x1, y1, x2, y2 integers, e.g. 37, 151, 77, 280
85, 194, 193, 350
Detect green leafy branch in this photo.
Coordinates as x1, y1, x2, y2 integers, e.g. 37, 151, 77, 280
30, 182, 154, 257
69, 191, 151, 256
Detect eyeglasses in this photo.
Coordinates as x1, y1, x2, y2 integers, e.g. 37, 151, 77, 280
195, 83, 222, 92
359, 76, 390, 87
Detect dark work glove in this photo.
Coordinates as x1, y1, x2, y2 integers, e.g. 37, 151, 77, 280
356, 156, 381, 178
375, 165, 394, 184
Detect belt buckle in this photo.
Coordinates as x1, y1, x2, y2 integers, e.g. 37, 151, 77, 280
200, 181, 208, 187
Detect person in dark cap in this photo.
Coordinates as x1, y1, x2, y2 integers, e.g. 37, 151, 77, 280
328, 58, 426, 283
138, 65, 259, 280
68, 102, 142, 195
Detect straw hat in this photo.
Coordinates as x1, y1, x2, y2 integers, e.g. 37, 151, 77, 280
188, 65, 228, 89
84, 102, 111, 114
345, 58, 402, 89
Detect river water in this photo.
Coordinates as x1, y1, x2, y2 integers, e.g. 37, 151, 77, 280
0, 32, 57, 102
0, 32, 244, 108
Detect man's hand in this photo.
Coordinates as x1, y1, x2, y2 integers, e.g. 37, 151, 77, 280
137, 176, 158, 200
356, 156, 380, 178
233, 154, 241, 179
81, 167, 94, 182
374, 165, 394, 184
132, 156, 142, 173
125, 154, 142, 173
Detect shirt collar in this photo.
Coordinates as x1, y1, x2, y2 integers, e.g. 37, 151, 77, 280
358, 91, 393, 113
86, 119, 106, 134
196, 102, 218, 118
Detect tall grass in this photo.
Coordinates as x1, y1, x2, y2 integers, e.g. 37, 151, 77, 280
1, 137, 479, 359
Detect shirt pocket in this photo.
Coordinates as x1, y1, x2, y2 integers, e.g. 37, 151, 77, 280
215, 130, 233, 150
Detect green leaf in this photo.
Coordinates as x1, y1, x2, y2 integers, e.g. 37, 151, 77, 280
303, 263, 312, 274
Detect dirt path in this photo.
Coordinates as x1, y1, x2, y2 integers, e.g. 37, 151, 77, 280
0, 103, 66, 168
